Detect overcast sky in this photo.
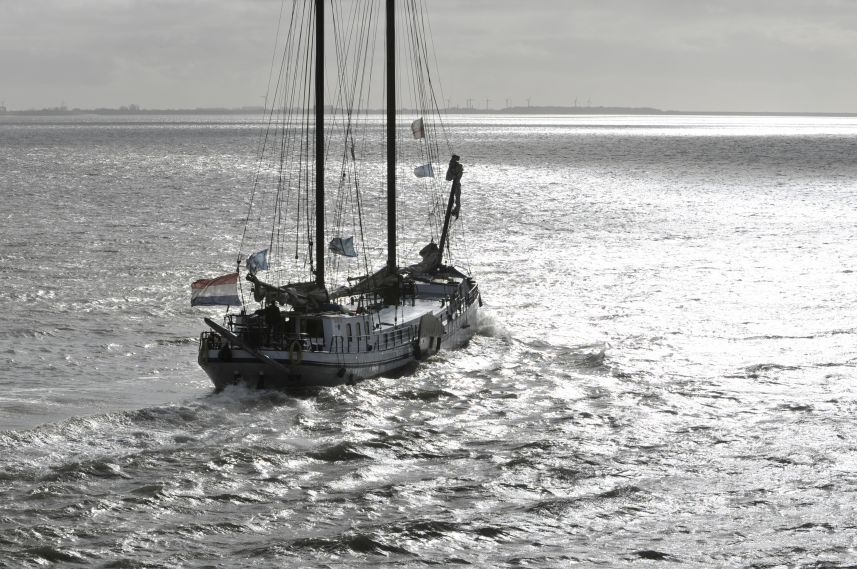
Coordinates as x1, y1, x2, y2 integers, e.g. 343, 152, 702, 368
2, 0, 856, 113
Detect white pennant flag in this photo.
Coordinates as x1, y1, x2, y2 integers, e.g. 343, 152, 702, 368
411, 117, 425, 139
413, 163, 434, 178
329, 236, 357, 257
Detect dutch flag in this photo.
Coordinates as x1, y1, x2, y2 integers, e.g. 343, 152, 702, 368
190, 272, 241, 306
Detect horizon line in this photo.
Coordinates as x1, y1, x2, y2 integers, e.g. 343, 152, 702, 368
3, 104, 857, 118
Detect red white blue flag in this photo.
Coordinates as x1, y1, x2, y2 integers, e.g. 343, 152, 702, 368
190, 272, 241, 306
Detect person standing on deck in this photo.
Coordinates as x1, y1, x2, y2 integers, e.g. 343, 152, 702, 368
446, 154, 463, 218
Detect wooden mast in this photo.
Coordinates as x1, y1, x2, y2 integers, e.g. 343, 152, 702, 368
315, 0, 325, 288
386, 0, 396, 273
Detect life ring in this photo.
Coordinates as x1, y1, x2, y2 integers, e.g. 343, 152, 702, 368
288, 340, 303, 366
415, 314, 443, 361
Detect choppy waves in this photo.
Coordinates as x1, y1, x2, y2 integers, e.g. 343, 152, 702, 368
0, 337, 628, 567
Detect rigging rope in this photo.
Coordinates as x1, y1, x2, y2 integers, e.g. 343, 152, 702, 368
237, 0, 468, 299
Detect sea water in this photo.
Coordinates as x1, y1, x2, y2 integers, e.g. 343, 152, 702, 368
1, 114, 856, 567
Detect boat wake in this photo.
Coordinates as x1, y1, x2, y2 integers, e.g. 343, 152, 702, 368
475, 310, 511, 341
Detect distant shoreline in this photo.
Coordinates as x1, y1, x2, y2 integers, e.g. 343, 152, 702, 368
2, 105, 857, 118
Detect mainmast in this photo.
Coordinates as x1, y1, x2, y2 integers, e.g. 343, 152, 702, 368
386, 0, 396, 273
315, 0, 325, 288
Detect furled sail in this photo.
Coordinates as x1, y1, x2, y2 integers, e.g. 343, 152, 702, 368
246, 273, 328, 311
404, 242, 441, 275
329, 266, 399, 300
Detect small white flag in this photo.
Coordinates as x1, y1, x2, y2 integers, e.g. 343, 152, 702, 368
329, 236, 357, 257
413, 163, 434, 178
245, 249, 269, 274
411, 117, 425, 139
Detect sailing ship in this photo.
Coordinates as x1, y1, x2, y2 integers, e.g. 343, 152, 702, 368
194, 0, 481, 391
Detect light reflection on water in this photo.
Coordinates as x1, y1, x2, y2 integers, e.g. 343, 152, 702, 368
0, 114, 856, 566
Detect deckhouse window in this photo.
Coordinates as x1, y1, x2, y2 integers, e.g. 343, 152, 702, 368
301, 318, 324, 338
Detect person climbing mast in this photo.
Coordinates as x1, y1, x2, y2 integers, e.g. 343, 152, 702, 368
446, 154, 463, 218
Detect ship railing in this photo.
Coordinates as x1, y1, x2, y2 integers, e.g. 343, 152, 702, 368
198, 331, 229, 367
465, 283, 480, 306
209, 317, 320, 352
200, 331, 223, 350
